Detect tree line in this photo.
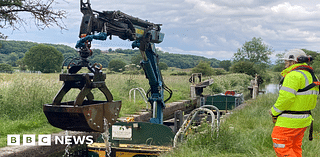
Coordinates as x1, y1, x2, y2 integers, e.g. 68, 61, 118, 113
0, 40, 221, 73
2, 38, 318, 79
191, 37, 320, 85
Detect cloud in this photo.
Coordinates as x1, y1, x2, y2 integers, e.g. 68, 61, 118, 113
247, 25, 278, 39
3, 0, 320, 61
185, 0, 224, 14
161, 46, 234, 60
271, 2, 311, 14
200, 36, 212, 46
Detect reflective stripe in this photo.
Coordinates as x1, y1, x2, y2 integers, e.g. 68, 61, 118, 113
296, 90, 319, 95
273, 143, 285, 148
294, 70, 309, 87
273, 105, 283, 113
279, 114, 310, 119
280, 86, 297, 95
294, 70, 319, 95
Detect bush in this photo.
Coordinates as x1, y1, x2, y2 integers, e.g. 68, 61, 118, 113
213, 68, 227, 75
159, 62, 168, 70
0, 63, 13, 73
211, 82, 223, 93
108, 59, 126, 72
210, 73, 252, 93
170, 72, 188, 76
192, 61, 214, 76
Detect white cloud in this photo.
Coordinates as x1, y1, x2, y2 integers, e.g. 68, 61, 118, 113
200, 36, 213, 46
185, 0, 226, 14
161, 46, 234, 59
250, 25, 278, 39
4, 0, 320, 61
271, 2, 310, 14
218, 37, 227, 43
269, 2, 320, 21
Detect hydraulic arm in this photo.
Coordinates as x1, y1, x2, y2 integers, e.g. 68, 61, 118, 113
75, 0, 172, 124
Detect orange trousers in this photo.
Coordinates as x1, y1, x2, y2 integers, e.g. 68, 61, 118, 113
271, 126, 307, 157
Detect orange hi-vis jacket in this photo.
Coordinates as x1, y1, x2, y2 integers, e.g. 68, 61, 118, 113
271, 63, 318, 128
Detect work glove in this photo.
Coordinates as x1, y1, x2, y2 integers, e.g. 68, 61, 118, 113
269, 109, 277, 124
272, 116, 278, 124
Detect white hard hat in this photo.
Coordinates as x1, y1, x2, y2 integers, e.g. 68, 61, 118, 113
282, 49, 306, 61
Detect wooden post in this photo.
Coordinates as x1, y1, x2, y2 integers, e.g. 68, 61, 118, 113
252, 74, 259, 99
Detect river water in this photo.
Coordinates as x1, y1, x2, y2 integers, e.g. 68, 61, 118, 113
261, 84, 280, 94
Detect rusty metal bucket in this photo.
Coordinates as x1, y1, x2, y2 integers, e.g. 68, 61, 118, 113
43, 73, 121, 132
43, 100, 121, 132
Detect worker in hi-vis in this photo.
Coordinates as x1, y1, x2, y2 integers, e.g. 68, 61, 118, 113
270, 49, 318, 157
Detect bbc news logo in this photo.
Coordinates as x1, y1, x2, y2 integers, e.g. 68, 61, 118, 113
7, 134, 94, 146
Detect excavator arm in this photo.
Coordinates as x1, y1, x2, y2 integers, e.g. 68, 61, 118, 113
43, 0, 171, 134
75, 0, 171, 125
78, 0, 163, 43
76, 0, 171, 125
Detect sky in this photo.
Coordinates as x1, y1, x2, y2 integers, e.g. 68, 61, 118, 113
2, 0, 320, 61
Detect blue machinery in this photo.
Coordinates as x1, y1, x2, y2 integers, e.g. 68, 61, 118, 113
74, 0, 172, 125
43, 1, 221, 156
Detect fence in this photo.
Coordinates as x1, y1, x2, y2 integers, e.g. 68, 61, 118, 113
129, 87, 149, 110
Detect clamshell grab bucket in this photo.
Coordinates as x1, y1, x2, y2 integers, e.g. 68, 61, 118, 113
43, 73, 121, 132
43, 100, 121, 132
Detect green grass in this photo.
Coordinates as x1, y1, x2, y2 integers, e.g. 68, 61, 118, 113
0, 71, 252, 148
0, 72, 195, 147
162, 94, 320, 157
0, 73, 63, 147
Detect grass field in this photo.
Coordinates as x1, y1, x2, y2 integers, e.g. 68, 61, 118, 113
161, 94, 320, 157
0, 71, 252, 148
0, 70, 200, 147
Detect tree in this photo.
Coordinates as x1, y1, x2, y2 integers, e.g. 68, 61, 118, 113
219, 60, 231, 71
230, 61, 257, 77
15, 59, 26, 70
302, 49, 318, 66
192, 61, 214, 76
158, 62, 168, 71
0, 54, 6, 63
91, 49, 102, 57
131, 54, 143, 66
108, 59, 126, 72
7, 52, 19, 66
0, 0, 66, 38
23, 44, 63, 73
232, 37, 273, 81
232, 37, 273, 65
306, 49, 320, 74
302, 49, 318, 60
0, 63, 13, 72
312, 61, 320, 74
91, 54, 110, 68
273, 53, 285, 72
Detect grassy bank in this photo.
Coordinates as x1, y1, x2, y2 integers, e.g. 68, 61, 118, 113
0, 72, 194, 147
162, 94, 320, 157
0, 71, 252, 147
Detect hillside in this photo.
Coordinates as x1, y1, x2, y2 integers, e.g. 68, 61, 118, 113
0, 40, 221, 69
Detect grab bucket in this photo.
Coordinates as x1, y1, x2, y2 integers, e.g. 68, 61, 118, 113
43, 100, 121, 132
